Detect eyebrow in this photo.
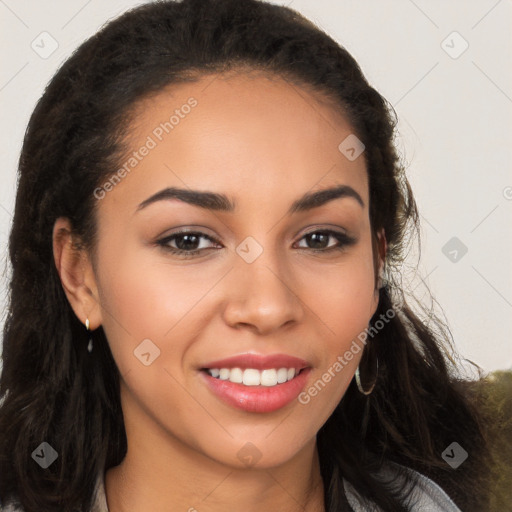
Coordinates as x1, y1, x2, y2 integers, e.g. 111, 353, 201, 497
136, 184, 364, 214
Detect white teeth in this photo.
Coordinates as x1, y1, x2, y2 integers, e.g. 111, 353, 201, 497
206, 367, 300, 387
261, 369, 277, 386
243, 369, 260, 386
229, 367, 243, 384
277, 368, 288, 383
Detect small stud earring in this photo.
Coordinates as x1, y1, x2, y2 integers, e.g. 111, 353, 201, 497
85, 318, 93, 353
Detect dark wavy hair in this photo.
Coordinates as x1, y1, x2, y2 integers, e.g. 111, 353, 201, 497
0, 0, 491, 510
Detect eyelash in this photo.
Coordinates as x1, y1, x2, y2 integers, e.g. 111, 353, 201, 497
156, 228, 357, 259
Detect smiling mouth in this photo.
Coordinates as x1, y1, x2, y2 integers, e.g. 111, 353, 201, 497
202, 367, 306, 387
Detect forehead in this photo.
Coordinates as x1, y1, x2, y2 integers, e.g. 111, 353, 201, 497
102, 71, 368, 215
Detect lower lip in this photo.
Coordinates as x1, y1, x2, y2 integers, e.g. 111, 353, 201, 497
201, 368, 312, 413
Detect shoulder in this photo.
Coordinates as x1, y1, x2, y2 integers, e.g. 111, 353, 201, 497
343, 462, 462, 512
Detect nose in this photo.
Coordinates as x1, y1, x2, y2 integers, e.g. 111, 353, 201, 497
222, 250, 304, 336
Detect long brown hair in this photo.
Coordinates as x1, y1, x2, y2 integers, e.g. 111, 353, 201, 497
0, 0, 490, 510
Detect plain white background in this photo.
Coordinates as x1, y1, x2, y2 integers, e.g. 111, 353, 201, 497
0, 0, 511, 373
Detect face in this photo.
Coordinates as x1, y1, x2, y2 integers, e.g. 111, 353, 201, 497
86, 71, 382, 469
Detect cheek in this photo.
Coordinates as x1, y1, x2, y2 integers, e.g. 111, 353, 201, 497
294, 270, 375, 425
304, 249, 377, 336
94, 234, 232, 380
298, 244, 377, 395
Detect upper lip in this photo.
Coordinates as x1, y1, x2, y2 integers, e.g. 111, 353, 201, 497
201, 353, 311, 370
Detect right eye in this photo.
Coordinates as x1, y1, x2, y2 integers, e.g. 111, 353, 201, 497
156, 230, 222, 258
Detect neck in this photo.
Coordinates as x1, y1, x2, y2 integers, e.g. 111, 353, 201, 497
106, 451, 325, 512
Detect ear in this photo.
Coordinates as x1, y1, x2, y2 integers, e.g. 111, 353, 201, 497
369, 228, 387, 318
376, 228, 387, 289
52, 217, 102, 329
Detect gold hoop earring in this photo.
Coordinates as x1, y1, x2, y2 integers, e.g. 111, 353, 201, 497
355, 357, 378, 395
85, 318, 93, 353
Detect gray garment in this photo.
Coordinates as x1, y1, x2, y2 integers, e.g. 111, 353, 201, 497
1, 464, 461, 511
343, 464, 462, 511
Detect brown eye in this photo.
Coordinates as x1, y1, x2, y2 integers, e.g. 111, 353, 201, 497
157, 230, 221, 257
295, 230, 356, 252
171, 233, 201, 251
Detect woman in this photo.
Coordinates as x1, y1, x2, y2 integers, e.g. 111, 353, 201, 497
0, 0, 490, 510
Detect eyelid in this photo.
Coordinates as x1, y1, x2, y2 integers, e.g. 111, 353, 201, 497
155, 225, 218, 239
299, 224, 349, 237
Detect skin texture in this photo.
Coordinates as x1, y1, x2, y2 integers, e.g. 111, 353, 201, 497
53, 71, 386, 512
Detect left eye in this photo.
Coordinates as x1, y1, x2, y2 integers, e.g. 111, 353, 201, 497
157, 229, 356, 258
295, 230, 354, 251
